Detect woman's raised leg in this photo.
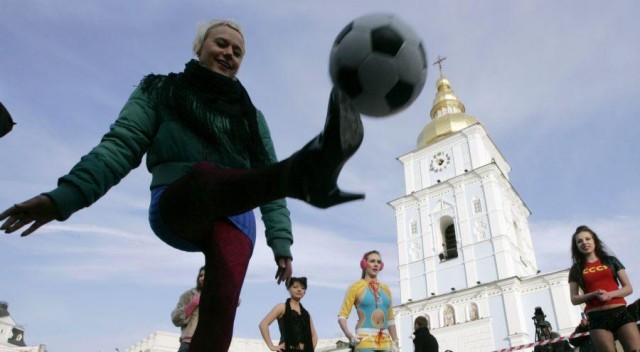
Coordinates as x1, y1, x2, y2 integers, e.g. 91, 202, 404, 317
159, 86, 364, 244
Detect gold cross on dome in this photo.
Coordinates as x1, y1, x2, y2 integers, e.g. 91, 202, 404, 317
433, 55, 447, 75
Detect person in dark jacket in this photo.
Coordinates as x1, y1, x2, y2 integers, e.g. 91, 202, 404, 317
0, 19, 363, 352
413, 316, 438, 352
569, 316, 595, 352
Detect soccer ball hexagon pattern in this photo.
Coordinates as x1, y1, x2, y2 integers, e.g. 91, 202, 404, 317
329, 13, 428, 117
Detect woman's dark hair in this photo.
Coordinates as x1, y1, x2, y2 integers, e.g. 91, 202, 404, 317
287, 277, 307, 289
571, 225, 611, 269
196, 266, 205, 290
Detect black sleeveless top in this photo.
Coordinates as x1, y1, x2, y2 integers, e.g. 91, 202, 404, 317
277, 298, 313, 351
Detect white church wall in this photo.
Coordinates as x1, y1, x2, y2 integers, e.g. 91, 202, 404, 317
428, 192, 455, 213
521, 289, 555, 338
0, 324, 12, 346
406, 260, 422, 276
474, 240, 494, 258
397, 314, 413, 352
397, 276, 580, 351
396, 286, 510, 351
479, 133, 511, 178
475, 253, 499, 284
521, 271, 581, 336
408, 261, 428, 301
451, 140, 469, 175
423, 260, 438, 300
455, 138, 473, 173
464, 183, 485, 216
400, 155, 417, 194
550, 280, 580, 334
433, 162, 456, 184
436, 260, 466, 294
421, 229, 437, 260
404, 207, 420, 240
487, 295, 510, 350
399, 265, 411, 304
467, 130, 492, 170
433, 318, 494, 352
412, 158, 423, 191
409, 276, 428, 301
503, 241, 526, 277
461, 246, 479, 288
395, 202, 415, 264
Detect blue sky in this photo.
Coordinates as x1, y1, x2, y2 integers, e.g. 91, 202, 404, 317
1, 1, 639, 351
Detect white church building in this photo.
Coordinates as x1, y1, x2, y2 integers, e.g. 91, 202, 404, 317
0, 301, 46, 352
390, 68, 583, 351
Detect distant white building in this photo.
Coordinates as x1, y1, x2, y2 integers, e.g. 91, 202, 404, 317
0, 301, 46, 352
125, 331, 350, 352
390, 70, 583, 351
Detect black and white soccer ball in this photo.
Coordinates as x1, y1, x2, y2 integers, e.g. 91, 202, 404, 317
329, 13, 428, 117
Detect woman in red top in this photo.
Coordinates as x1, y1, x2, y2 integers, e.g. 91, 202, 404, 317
568, 225, 640, 352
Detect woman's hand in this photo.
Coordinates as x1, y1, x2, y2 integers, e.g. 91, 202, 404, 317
597, 290, 613, 302
392, 340, 400, 352
275, 257, 292, 286
0, 195, 57, 237
590, 289, 606, 301
269, 343, 285, 352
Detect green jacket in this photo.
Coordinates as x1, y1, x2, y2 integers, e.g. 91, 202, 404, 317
45, 86, 293, 259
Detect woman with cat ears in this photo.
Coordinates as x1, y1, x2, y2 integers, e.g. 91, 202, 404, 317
259, 277, 318, 351
338, 250, 399, 352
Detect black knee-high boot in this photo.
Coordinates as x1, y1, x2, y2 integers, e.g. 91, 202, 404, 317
282, 86, 365, 208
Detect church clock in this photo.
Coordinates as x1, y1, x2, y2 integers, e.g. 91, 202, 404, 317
429, 151, 450, 172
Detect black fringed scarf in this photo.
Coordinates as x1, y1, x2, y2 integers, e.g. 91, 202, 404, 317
283, 298, 313, 352
139, 60, 270, 166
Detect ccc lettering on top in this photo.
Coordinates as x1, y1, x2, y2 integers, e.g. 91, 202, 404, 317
583, 265, 609, 274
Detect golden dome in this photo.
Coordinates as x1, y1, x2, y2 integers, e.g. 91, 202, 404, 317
417, 75, 478, 148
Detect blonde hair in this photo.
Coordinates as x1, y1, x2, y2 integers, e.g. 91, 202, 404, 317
192, 19, 244, 56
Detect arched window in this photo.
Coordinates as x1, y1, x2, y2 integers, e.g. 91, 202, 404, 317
444, 224, 458, 259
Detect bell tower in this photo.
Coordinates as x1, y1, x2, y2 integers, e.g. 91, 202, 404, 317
391, 58, 582, 352
390, 58, 537, 303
